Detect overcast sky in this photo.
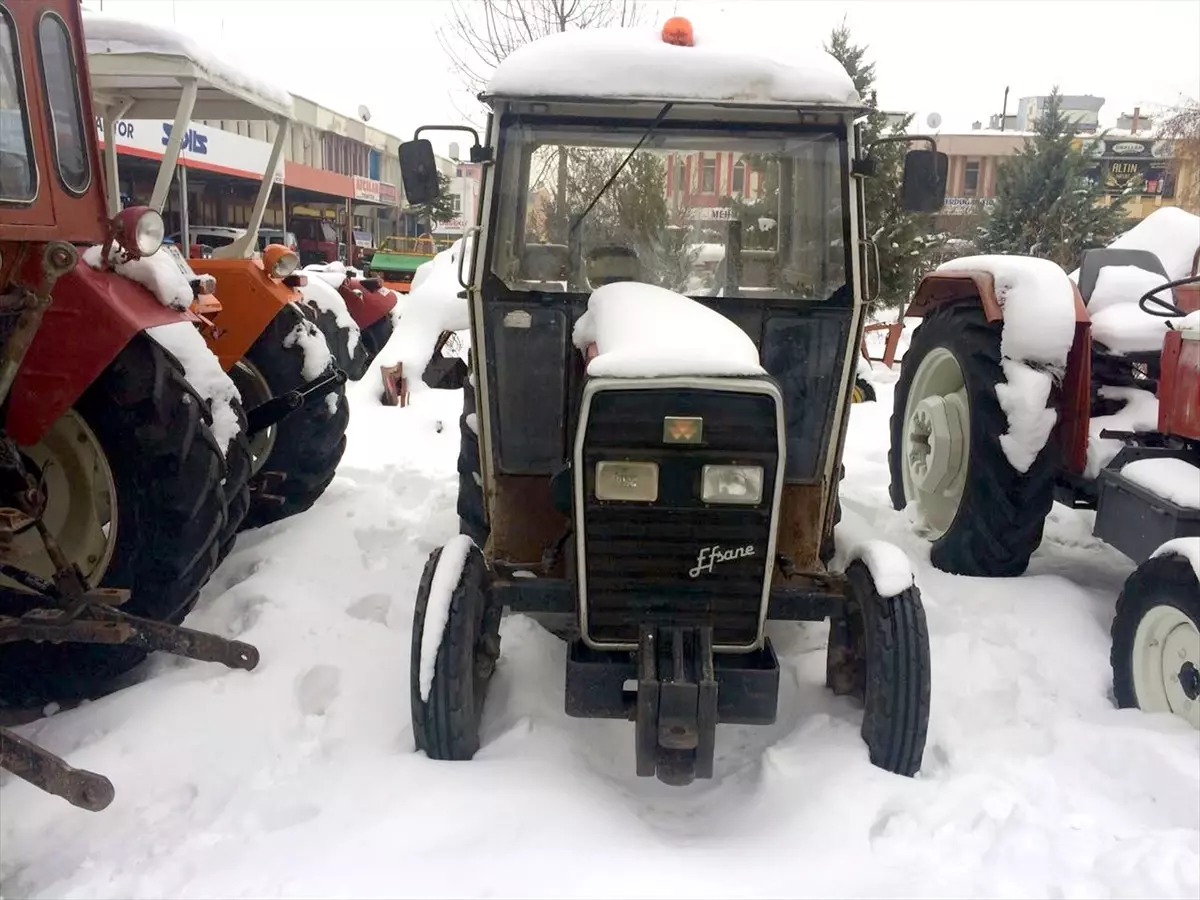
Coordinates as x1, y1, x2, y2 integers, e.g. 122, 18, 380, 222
90, 0, 1200, 156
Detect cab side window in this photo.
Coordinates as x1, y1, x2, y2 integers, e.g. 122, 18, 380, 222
36, 11, 89, 194
0, 6, 37, 203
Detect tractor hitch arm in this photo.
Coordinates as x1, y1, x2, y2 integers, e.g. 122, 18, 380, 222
0, 726, 115, 812
245, 368, 348, 436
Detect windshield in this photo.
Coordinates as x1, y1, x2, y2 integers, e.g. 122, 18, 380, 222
0, 7, 36, 203
490, 119, 848, 302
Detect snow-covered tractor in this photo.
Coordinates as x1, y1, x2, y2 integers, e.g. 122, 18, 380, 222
84, 11, 362, 530
1, 0, 259, 810
888, 208, 1199, 729
399, 18, 949, 785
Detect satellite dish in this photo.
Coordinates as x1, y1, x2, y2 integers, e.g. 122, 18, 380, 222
926, 112, 943, 130
448, 141, 460, 161
358, 104, 371, 122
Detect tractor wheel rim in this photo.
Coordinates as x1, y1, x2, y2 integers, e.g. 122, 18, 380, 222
901, 346, 969, 539
1132, 603, 1200, 729
231, 359, 276, 477
2, 410, 118, 588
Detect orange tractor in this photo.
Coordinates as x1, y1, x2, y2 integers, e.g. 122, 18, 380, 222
888, 210, 1199, 729
84, 10, 389, 528
1, 0, 259, 810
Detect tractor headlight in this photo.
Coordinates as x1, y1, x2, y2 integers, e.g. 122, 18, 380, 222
263, 245, 300, 279
701, 465, 764, 505
594, 460, 659, 502
111, 206, 164, 259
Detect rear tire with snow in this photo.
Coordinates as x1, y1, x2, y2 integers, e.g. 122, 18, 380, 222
214, 396, 252, 566
0, 334, 227, 708
458, 360, 488, 547
410, 539, 502, 760
1110, 550, 1200, 730
888, 303, 1057, 577
237, 303, 349, 531
826, 560, 931, 776
306, 304, 370, 381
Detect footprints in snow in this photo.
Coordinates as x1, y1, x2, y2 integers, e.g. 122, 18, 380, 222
296, 664, 341, 717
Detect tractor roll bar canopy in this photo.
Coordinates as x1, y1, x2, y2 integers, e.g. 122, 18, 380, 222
82, 11, 295, 259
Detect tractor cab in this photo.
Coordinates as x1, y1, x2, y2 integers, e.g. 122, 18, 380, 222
400, 19, 947, 786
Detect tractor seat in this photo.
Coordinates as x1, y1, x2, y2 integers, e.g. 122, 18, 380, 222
1078, 248, 1175, 359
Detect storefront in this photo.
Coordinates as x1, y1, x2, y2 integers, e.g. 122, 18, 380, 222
1079, 135, 1183, 221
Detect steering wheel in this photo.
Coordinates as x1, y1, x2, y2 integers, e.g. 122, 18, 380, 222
1137, 274, 1200, 318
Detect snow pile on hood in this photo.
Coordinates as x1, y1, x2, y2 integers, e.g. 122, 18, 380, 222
488, 24, 859, 107
572, 281, 764, 378
82, 11, 294, 118
934, 255, 1076, 473
82, 244, 193, 311
296, 272, 361, 356
145, 322, 242, 455
372, 238, 472, 393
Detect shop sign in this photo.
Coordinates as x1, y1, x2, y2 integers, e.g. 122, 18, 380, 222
352, 175, 399, 205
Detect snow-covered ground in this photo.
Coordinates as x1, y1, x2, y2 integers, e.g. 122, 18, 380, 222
2, 350, 1198, 900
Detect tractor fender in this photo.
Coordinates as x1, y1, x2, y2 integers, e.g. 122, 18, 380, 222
186, 258, 300, 371
6, 263, 191, 447
340, 278, 397, 330
903, 268, 1094, 477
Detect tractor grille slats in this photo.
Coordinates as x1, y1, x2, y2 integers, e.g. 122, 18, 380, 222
580, 386, 780, 647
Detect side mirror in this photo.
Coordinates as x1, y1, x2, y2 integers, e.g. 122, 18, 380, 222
399, 139, 441, 206
901, 149, 948, 213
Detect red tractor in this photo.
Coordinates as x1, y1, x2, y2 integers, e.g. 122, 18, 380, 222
1, 0, 257, 810
888, 212, 1199, 729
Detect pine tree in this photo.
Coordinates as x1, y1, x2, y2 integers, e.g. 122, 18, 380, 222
978, 88, 1132, 269
825, 21, 941, 310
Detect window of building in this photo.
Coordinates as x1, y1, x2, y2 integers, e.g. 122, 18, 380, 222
451, 194, 461, 215
0, 7, 36, 203
675, 157, 685, 192
36, 12, 89, 194
732, 159, 745, 194
964, 160, 980, 197
701, 155, 716, 193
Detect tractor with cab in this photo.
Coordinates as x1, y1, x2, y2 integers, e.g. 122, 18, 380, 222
398, 17, 949, 785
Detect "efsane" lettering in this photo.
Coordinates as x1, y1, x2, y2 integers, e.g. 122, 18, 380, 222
689, 544, 755, 578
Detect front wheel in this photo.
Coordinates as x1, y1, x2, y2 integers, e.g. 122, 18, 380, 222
410, 537, 501, 760
1111, 548, 1200, 730
888, 303, 1056, 577
0, 334, 227, 708
826, 559, 931, 776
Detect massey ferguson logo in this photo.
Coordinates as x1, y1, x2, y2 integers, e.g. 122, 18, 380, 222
689, 544, 755, 578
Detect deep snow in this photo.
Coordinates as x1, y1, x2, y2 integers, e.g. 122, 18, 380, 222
1, 346, 1197, 900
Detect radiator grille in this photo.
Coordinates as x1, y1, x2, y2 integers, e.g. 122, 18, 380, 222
579, 384, 781, 647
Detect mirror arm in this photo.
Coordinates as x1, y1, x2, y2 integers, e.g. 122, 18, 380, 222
863, 134, 939, 162
414, 125, 492, 162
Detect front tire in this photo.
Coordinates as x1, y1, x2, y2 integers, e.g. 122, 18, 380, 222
0, 334, 227, 708
358, 313, 395, 370
826, 559, 931, 776
888, 303, 1056, 577
410, 538, 501, 760
305, 304, 370, 381
1111, 550, 1200, 730
235, 303, 350, 531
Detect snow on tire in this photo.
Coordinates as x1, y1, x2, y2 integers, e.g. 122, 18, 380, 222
826, 559, 931, 776
888, 303, 1057, 577
235, 303, 349, 531
410, 537, 502, 761
457, 368, 488, 548
1111, 548, 1200, 730
0, 334, 227, 708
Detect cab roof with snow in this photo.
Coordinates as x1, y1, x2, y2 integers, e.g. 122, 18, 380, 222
83, 11, 294, 121
482, 21, 863, 110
